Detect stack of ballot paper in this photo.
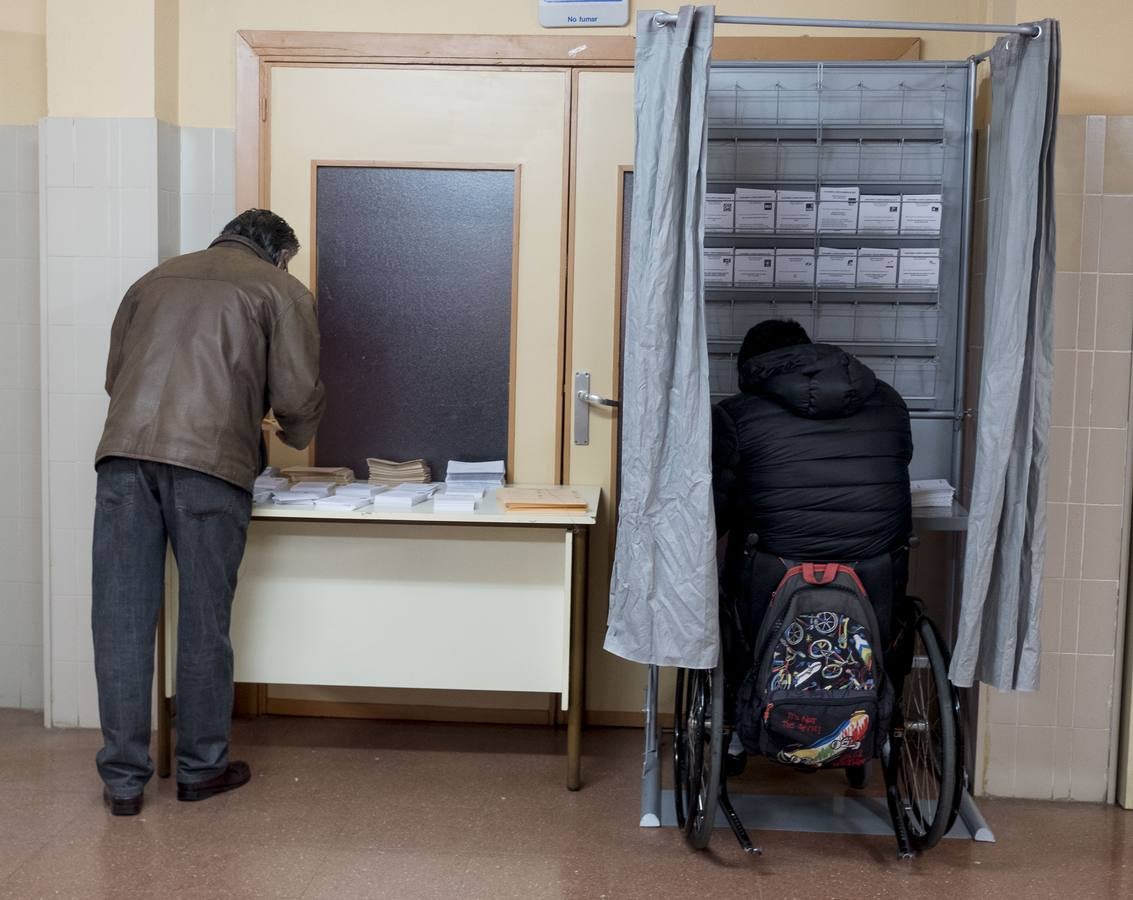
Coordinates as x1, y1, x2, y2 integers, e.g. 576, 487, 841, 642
271, 490, 322, 507
910, 479, 956, 508
290, 481, 333, 498
254, 470, 289, 493
445, 460, 506, 491
333, 483, 387, 499
313, 494, 370, 512
496, 487, 588, 512
370, 483, 439, 509
433, 491, 479, 513
281, 466, 355, 485
368, 457, 432, 486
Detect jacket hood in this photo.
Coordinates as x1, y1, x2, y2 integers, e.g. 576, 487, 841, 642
738, 343, 878, 419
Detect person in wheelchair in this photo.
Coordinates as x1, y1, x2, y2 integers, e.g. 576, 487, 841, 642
711, 319, 914, 773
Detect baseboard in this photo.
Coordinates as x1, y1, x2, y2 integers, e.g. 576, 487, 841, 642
260, 697, 674, 729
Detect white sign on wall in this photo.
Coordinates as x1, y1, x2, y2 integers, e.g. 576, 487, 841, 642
539, 0, 630, 28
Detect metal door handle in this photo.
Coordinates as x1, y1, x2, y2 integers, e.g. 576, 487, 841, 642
577, 390, 620, 408
574, 372, 619, 446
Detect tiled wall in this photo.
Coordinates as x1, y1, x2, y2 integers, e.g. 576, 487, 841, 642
35, 119, 232, 726
40, 117, 159, 726
979, 116, 1133, 802
179, 127, 235, 254
0, 124, 43, 711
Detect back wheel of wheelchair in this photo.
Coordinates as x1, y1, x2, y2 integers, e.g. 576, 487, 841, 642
672, 659, 724, 850
887, 611, 963, 853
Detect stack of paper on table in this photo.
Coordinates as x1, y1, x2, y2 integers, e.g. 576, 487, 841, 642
368, 457, 431, 486
495, 488, 588, 512
910, 479, 956, 508
290, 481, 333, 498
370, 483, 439, 509
432, 492, 479, 513
281, 466, 355, 485
313, 494, 371, 511
271, 490, 322, 507
253, 471, 290, 494
445, 460, 505, 492
333, 483, 387, 499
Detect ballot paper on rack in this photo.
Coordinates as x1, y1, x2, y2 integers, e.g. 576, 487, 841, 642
900, 194, 943, 234
898, 247, 941, 288
910, 479, 956, 508
858, 195, 901, 233
856, 248, 899, 287
704, 192, 735, 231
734, 187, 776, 231
817, 186, 860, 233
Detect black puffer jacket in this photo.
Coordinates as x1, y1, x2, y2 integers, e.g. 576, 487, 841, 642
712, 343, 913, 564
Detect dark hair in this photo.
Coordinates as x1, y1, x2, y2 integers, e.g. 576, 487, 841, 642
738, 319, 812, 366
219, 209, 299, 266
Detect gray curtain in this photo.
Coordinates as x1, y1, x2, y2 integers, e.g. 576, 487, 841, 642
604, 6, 718, 669
951, 20, 1060, 690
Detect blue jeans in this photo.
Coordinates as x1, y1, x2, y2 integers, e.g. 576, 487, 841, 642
92, 458, 252, 796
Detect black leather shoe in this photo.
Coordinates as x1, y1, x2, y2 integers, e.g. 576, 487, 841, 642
177, 761, 251, 802
103, 787, 143, 816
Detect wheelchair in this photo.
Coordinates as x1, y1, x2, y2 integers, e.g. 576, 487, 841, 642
672, 540, 965, 859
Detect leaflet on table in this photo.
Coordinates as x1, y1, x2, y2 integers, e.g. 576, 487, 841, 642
900, 194, 943, 234
816, 247, 858, 286
334, 483, 388, 498
817, 186, 860, 233
775, 190, 816, 233
314, 495, 370, 511
704, 192, 735, 231
898, 247, 941, 288
704, 248, 734, 285
734, 187, 775, 232
857, 195, 901, 233
775, 249, 815, 286
733, 248, 775, 285
856, 247, 899, 287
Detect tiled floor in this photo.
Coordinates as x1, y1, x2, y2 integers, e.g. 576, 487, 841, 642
1, 708, 1131, 899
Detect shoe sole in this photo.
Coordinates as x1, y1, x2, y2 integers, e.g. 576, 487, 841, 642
105, 795, 143, 816
177, 774, 251, 802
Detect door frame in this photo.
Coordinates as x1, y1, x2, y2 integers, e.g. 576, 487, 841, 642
233, 29, 922, 722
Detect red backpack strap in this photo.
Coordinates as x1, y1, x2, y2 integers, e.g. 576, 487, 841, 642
802, 562, 838, 585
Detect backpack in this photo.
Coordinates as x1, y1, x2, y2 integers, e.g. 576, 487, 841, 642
735, 561, 893, 768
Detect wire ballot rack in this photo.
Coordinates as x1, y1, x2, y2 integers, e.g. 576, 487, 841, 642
639, 59, 990, 844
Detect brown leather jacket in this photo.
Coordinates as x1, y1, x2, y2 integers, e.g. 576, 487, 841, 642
96, 235, 326, 490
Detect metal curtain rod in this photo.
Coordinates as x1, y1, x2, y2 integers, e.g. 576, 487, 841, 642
652, 12, 1042, 39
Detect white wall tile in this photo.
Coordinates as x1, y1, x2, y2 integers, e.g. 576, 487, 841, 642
18, 453, 41, 519
46, 256, 75, 325
41, 118, 75, 189
47, 394, 80, 463
213, 128, 235, 196
0, 193, 38, 260
180, 127, 213, 195
16, 128, 37, 193
0, 259, 38, 324
15, 520, 42, 585
16, 324, 38, 392
0, 129, 18, 191
181, 193, 213, 253
0, 323, 19, 388
51, 660, 80, 726
1072, 654, 1116, 729
74, 325, 111, 396
119, 119, 157, 190
119, 256, 153, 295
211, 194, 235, 235
120, 188, 158, 259
48, 461, 75, 528
1069, 728, 1110, 802
158, 121, 180, 190
72, 257, 119, 328
45, 187, 78, 256
18, 394, 40, 456
77, 664, 100, 728
47, 325, 77, 394
73, 119, 112, 189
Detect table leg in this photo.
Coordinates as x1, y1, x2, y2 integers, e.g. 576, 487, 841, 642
157, 602, 171, 779
567, 526, 588, 791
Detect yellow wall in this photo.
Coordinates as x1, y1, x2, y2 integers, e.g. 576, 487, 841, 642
0, 0, 46, 124
45, 0, 155, 118
155, 0, 179, 122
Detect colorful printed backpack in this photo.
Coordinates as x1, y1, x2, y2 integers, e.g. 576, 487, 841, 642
735, 561, 894, 768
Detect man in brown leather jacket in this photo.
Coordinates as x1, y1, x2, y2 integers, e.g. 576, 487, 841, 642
92, 209, 325, 815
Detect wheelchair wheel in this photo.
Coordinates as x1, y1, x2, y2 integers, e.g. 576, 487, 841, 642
890, 614, 963, 852
672, 659, 724, 850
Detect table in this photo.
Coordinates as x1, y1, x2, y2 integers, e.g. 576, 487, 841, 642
156, 485, 601, 790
